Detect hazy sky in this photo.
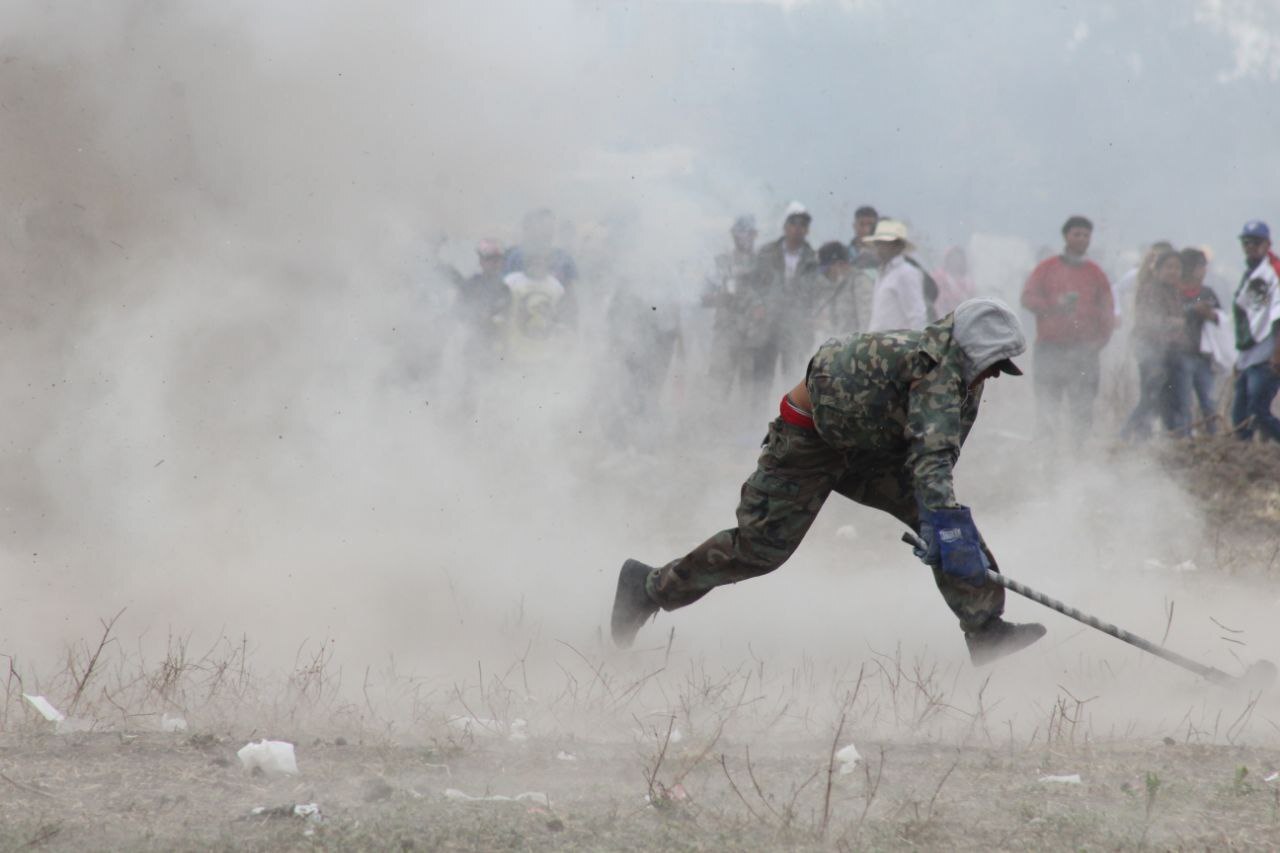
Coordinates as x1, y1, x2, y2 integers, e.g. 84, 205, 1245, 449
584, 0, 1279, 260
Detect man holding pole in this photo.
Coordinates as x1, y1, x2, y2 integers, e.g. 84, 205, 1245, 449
610, 298, 1046, 665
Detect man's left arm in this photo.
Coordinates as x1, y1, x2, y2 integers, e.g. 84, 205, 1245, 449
1271, 319, 1280, 374
905, 361, 965, 511
907, 362, 992, 586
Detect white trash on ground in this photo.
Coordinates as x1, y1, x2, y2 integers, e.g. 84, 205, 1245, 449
23, 694, 64, 722
555, 751, 578, 762
250, 803, 322, 822
1039, 774, 1082, 784
444, 788, 550, 806
160, 714, 188, 733
835, 743, 862, 775
23, 694, 94, 733
1142, 558, 1198, 574
237, 740, 299, 776
1264, 771, 1279, 783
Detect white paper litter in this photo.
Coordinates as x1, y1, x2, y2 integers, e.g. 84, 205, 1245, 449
1265, 771, 1279, 783
1142, 558, 1198, 574
443, 788, 549, 806
23, 694, 65, 722
1039, 774, 1082, 785
250, 803, 322, 822
835, 743, 861, 775
293, 803, 321, 820
161, 714, 188, 733
508, 718, 529, 742
237, 740, 299, 776
555, 751, 578, 762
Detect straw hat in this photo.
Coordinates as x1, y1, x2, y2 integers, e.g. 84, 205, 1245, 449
861, 218, 913, 250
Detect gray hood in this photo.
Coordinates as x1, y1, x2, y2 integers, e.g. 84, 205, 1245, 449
951, 297, 1026, 384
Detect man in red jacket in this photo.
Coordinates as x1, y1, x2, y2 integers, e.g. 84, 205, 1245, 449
1020, 216, 1115, 446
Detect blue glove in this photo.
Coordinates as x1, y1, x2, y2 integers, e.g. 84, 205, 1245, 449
915, 506, 989, 586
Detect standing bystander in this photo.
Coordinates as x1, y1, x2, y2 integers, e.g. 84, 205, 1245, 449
864, 219, 929, 332
1020, 216, 1115, 446
1121, 250, 1188, 440
1176, 248, 1222, 435
1230, 220, 1280, 443
812, 241, 875, 338
704, 215, 759, 397
754, 203, 818, 389
848, 205, 881, 271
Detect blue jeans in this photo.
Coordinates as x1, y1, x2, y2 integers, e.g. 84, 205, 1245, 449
1176, 354, 1218, 435
1232, 363, 1280, 442
1122, 350, 1184, 441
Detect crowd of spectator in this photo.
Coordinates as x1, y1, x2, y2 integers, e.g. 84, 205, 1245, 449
440, 203, 1280, 449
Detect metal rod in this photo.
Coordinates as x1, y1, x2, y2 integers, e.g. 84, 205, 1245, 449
900, 531, 1238, 686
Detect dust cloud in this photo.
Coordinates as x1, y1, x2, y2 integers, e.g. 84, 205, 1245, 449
0, 0, 1276, 746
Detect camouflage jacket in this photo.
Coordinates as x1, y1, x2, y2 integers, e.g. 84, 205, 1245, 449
805, 316, 979, 510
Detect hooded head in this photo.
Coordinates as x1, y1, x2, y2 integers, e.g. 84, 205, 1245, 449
951, 298, 1026, 385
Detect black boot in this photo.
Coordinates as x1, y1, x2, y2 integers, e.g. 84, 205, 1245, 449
611, 559, 660, 648
965, 618, 1046, 666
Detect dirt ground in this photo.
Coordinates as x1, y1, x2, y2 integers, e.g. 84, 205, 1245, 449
2, 435, 1277, 852
0, 726, 1278, 850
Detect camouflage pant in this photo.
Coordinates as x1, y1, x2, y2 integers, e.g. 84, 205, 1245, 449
648, 419, 1005, 633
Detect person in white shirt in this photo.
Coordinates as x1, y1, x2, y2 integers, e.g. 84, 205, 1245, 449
503, 252, 567, 362
863, 219, 928, 332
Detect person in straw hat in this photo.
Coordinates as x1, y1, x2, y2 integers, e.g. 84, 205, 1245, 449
863, 218, 930, 332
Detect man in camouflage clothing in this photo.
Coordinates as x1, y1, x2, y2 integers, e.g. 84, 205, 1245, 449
611, 298, 1046, 665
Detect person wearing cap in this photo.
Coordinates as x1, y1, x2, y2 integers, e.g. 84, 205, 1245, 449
1231, 220, 1280, 443
704, 215, 759, 395
812, 240, 874, 336
1020, 215, 1115, 447
752, 203, 819, 389
609, 298, 1046, 666
864, 219, 930, 332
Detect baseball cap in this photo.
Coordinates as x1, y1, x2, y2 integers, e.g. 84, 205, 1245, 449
1240, 220, 1271, 241
783, 201, 811, 224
